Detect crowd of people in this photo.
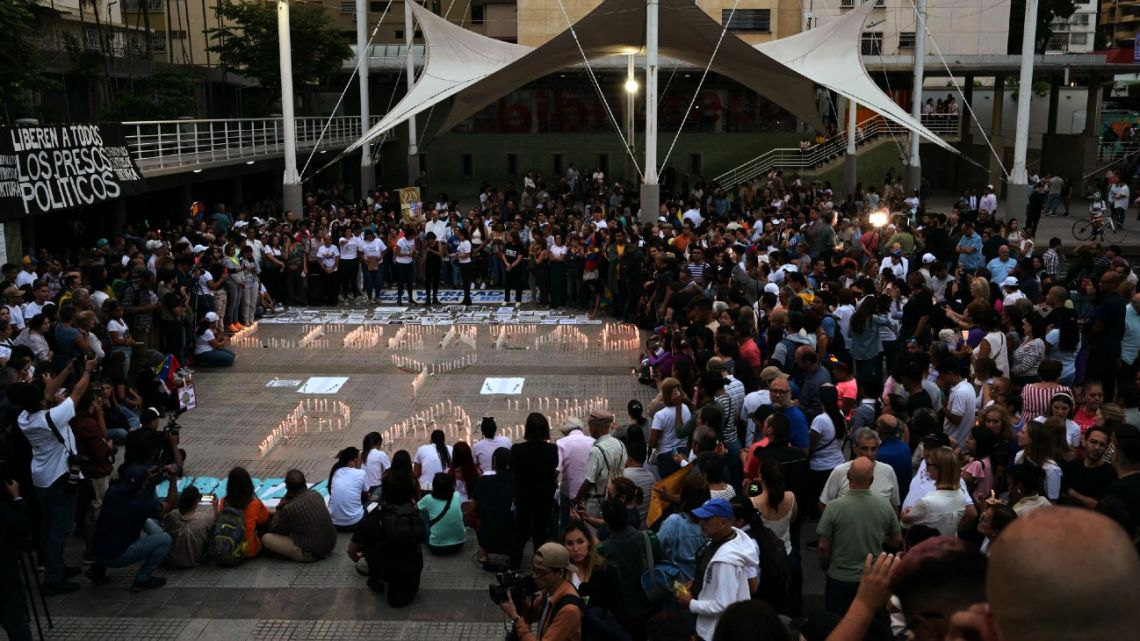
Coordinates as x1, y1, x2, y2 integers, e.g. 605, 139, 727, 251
2, 164, 1140, 641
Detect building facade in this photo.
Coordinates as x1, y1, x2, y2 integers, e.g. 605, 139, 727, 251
1100, 0, 1140, 49
813, 0, 1011, 57
1047, 1, 1096, 53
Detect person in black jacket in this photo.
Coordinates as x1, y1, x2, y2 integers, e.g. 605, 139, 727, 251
510, 412, 559, 570
1, 478, 34, 641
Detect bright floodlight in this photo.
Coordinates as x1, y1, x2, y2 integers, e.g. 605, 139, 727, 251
869, 210, 889, 227
625, 78, 639, 94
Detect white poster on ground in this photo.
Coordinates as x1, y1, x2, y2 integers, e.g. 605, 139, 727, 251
298, 377, 349, 394
481, 377, 525, 395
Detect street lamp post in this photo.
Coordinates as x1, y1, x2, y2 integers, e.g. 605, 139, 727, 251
625, 53, 638, 184
639, 0, 660, 223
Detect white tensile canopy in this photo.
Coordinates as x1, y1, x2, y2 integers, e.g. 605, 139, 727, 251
345, 0, 956, 156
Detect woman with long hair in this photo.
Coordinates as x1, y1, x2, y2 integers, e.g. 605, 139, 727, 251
751, 459, 796, 556
808, 384, 847, 513
962, 426, 998, 504
448, 441, 481, 501
562, 519, 623, 618
972, 307, 1010, 379
382, 449, 420, 504
361, 432, 390, 501
221, 466, 270, 558
976, 502, 1018, 555
1045, 309, 1080, 385
508, 412, 559, 569
902, 447, 976, 536
472, 447, 514, 564
1011, 313, 1047, 385
417, 473, 467, 555
1016, 418, 1064, 501
648, 376, 693, 478
327, 446, 368, 532
413, 429, 453, 491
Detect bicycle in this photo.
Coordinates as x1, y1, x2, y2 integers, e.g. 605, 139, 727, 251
1072, 211, 1127, 242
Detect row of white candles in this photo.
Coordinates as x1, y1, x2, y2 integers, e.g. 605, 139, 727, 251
391, 354, 477, 374
304, 323, 346, 333
600, 323, 640, 351
535, 326, 590, 351
504, 395, 609, 413
343, 325, 383, 348
411, 368, 428, 396
300, 325, 325, 347
258, 399, 352, 457
386, 401, 473, 444
391, 354, 425, 372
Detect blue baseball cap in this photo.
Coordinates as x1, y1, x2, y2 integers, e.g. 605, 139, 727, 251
691, 497, 734, 520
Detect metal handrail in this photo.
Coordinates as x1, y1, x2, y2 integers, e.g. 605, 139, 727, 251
714, 114, 961, 188
121, 116, 378, 170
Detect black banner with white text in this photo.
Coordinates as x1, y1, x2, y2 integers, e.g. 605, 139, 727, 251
0, 123, 145, 218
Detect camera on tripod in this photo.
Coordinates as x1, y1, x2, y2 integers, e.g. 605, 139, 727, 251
488, 570, 537, 605
163, 407, 188, 437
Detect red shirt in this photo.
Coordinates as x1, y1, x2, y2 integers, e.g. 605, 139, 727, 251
740, 338, 761, 369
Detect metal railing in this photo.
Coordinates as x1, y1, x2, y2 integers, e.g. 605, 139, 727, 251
714, 114, 960, 188
122, 116, 376, 171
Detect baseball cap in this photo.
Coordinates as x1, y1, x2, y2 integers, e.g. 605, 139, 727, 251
892, 249, 903, 257
1001, 276, 1019, 288
763, 283, 780, 295
192, 244, 209, 254
533, 542, 577, 575
921, 253, 936, 264
691, 497, 734, 520
205, 311, 220, 323
95, 238, 109, 248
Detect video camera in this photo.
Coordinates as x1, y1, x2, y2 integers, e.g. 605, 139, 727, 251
163, 408, 188, 437
488, 570, 537, 605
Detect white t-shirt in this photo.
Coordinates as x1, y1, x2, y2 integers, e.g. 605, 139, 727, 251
473, 435, 512, 471
107, 318, 130, 342
16, 270, 36, 288
906, 489, 969, 537
944, 380, 977, 446
360, 238, 386, 262
1014, 451, 1062, 500
195, 328, 216, 355
197, 270, 215, 296
339, 235, 361, 260
6, 305, 24, 331
414, 443, 453, 489
902, 461, 974, 510
328, 466, 368, 527
457, 240, 473, 264
739, 390, 771, 445
652, 405, 692, 455
317, 244, 340, 270
364, 449, 391, 488
19, 398, 78, 488
809, 414, 845, 471
396, 237, 416, 264
1110, 182, 1130, 209
820, 460, 900, 509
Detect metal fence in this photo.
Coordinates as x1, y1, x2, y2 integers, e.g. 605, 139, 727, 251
122, 116, 373, 170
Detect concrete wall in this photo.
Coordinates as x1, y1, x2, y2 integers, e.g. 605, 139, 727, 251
965, 86, 1090, 145
813, 0, 1011, 56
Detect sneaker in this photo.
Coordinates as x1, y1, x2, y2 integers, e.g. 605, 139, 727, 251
227, 324, 241, 332
86, 564, 110, 586
234, 322, 247, 330
130, 576, 167, 593
42, 580, 81, 596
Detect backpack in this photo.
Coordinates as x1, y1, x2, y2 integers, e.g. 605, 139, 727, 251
777, 338, 803, 379
747, 514, 793, 615
822, 314, 850, 365
212, 505, 248, 567
380, 503, 428, 546
551, 594, 632, 641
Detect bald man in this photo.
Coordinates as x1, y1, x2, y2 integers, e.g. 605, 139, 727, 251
947, 507, 1140, 641
817, 456, 903, 615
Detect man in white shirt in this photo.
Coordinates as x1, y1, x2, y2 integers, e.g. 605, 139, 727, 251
978, 185, 998, 217
315, 235, 340, 307
359, 229, 386, 303
555, 416, 593, 528
472, 418, 513, 472
337, 228, 362, 301
13, 356, 99, 594
1109, 179, 1130, 225
15, 257, 37, 288
818, 428, 900, 511
394, 228, 417, 305
682, 204, 704, 228
879, 250, 909, 281
938, 358, 977, 447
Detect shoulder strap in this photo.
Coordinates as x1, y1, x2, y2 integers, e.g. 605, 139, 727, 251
552, 594, 585, 615
428, 494, 453, 527
44, 410, 75, 455
641, 530, 655, 571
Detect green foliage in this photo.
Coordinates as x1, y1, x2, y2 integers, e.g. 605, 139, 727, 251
0, 0, 49, 121
207, 0, 351, 104
1007, 0, 1077, 54
102, 69, 198, 120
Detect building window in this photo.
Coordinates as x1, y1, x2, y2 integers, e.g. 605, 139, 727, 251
1046, 33, 1068, 51
472, 5, 485, 24
552, 153, 563, 176
370, 1, 383, 12
339, 1, 353, 14
122, 0, 163, 11
840, 0, 854, 7
461, 154, 473, 179
723, 9, 770, 33
1071, 13, 1090, 25
898, 31, 915, 50
861, 32, 883, 55
507, 153, 518, 176
1070, 32, 1088, 45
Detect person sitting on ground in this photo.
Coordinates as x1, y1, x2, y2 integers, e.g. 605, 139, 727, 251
327, 446, 368, 532
473, 416, 512, 472
162, 486, 217, 569
220, 467, 270, 559
86, 464, 178, 591
418, 472, 467, 555
261, 470, 337, 562
192, 312, 234, 367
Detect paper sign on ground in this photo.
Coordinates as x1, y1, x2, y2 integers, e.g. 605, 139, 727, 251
266, 378, 303, 388
298, 377, 349, 394
480, 377, 525, 395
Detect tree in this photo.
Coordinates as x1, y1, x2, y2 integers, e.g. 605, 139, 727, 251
207, 1, 351, 113
1007, 0, 1077, 54
102, 69, 197, 121
0, 0, 48, 122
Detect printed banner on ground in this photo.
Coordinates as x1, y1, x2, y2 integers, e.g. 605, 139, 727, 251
0, 123, 145, 218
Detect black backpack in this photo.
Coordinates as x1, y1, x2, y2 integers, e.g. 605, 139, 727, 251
823, 314, 850, 365
551, 594, 632, 641
380, 503, 428, 546
747, 514, 793, 615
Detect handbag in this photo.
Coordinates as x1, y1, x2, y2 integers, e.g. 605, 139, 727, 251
639, 530, 679, 602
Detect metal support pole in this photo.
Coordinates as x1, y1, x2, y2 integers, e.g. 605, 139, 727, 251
906, 0, 927, 193
1006, 0, 1038, 220
405, 0, 419, 184
357, 0, 374, 195
845, 98, 857, 196
278, 0, 302, 216
626, 53, 636, 182
639, 0, 660, 223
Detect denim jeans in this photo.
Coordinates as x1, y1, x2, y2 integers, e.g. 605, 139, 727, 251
196, 348, 235, 367
119, 405, 140, 430
35, 475, 78, 583
490, 255, 506, 288
362, 269, 383, 300
97, 530, 172, 583
223, 281, 241, 325
824, 575, 860, 615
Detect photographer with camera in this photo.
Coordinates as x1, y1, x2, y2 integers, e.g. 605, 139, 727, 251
85, 463, 178, 591
10, 354, 100, 595
122, 407, 184, 475
498, 542, 583, 641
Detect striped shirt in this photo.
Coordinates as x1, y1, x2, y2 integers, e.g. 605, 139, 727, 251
1020, 382, 1073, 422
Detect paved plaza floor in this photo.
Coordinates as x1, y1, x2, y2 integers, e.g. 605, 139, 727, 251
31, 309, 825, 641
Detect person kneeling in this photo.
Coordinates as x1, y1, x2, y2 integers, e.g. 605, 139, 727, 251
499, 542, 583, 641
347, 478, 426, 606
87, 465, 178, 592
